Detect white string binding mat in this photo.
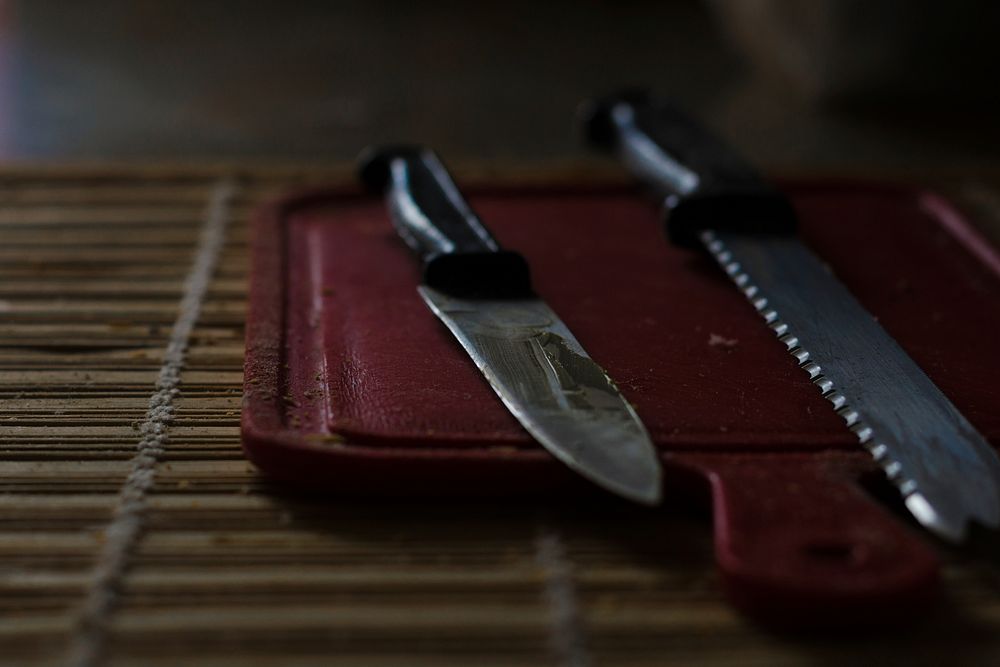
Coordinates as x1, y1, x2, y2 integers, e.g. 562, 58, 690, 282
66, 178, 238, 667
536, 526, 591, 667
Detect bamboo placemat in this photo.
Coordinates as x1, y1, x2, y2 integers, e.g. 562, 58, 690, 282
1, 167, 1000, 667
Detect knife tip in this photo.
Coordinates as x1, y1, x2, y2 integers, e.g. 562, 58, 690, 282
905, 493, 968, 543
594, 464, 663, 507
556, 432, 664, 508
630, 481, 664, 507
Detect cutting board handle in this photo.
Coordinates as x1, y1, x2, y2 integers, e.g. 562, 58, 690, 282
681, 452, 940, 626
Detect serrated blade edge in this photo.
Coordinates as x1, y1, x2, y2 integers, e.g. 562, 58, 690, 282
700, 229, 1000, 541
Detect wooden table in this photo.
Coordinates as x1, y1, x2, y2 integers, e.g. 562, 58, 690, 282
2, 165, 1000, 667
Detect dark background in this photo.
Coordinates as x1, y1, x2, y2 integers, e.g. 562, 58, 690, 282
0, 0, 997, 170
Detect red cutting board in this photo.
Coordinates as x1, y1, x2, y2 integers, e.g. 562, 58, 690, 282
242, 182, 1000, 625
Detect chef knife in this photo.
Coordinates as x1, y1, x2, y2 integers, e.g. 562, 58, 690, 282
580, 90, 1000, 541
358, 145, 663, 505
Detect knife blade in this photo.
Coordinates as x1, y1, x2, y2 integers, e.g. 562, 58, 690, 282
357, 145, 663, 505
580, 90, 1000, 540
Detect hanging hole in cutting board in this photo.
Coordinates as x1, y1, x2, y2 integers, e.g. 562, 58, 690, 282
801, 540, 869, 567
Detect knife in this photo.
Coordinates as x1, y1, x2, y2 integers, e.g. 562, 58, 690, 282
357, 145, 663, 505
580, 90, 1000, 541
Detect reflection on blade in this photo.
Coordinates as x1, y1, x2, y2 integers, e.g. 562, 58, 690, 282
419, 286, 662, 505
703, 229, 1000, 541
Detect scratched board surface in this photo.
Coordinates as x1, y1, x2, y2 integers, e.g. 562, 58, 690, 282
2, 167, 1000, 667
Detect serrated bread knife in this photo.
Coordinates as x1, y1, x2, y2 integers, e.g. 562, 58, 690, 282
581, 91, 1000, 541
358, 145, 662, 505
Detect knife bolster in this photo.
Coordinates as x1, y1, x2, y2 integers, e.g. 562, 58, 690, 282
666, 191, 798, 248
424, 250, 533, 298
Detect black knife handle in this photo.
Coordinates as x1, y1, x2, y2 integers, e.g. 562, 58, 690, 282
580, 90, 797, 247
358, 145, 531, 297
